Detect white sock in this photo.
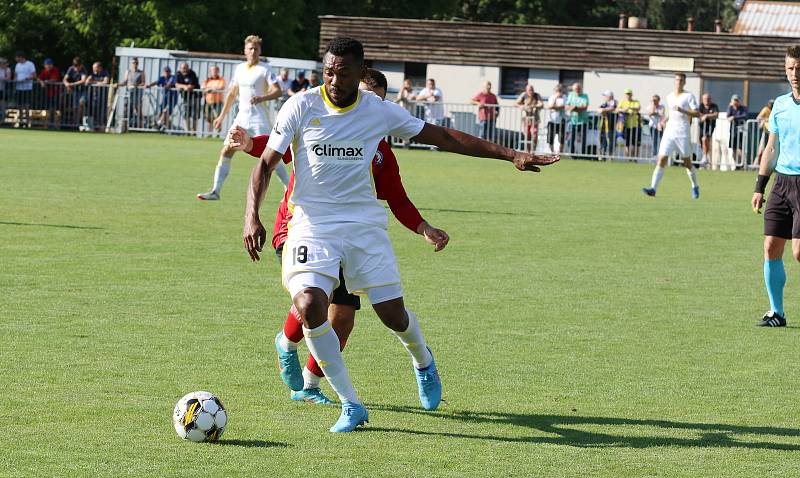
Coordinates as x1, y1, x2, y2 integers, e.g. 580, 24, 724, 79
650, 166, 665, 190
303, 366, 322, 390
278, 331, 297, 351
304, 321, 360, 404
212, 155, 232, 193
274, 163, 290, 188
686, 166, 699, 188
392, 309, 433, 369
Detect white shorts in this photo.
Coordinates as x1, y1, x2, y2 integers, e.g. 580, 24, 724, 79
282, 224, 402, 298
223, 119, 270, 146
658, 134, 691, 158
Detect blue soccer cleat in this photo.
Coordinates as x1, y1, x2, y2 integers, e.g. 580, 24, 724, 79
329, 401, 368, 432
642, 187, 656, 197
291, 387, 335, 405
274, 332, 303, 391
415, 349, 442, 411
691, 186, 700, 199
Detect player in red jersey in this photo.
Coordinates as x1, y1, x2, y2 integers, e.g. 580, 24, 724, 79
231, 68, 449, 403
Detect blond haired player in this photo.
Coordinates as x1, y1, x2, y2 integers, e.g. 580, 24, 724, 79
197, 35, 289, 200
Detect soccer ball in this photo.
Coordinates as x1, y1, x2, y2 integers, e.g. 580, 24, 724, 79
173, 391, 228, 442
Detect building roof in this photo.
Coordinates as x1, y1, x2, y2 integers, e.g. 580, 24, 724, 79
319, 15, 791, 80
733, 0, 800, 37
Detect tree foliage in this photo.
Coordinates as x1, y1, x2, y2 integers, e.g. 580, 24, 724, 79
0, 0, 744, 72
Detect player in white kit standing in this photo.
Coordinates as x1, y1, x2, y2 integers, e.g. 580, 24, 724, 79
197, 35, 289, 200
240, 37, 559, 432
642, 72, 701, 199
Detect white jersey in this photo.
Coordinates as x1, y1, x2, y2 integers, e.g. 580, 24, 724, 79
232, 61, 277, 133
267, 86, 425, 231
663, 90, 698, 138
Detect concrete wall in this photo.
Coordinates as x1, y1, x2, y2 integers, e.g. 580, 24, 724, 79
372, 60, 405, 92
426, 64, 506, 105
527, 68, 560, 97
582, 71, 701, 108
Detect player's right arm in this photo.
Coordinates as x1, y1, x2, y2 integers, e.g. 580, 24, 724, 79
243, 148, 283, 261
214, 84, 239, 130
753, 132, 779, 213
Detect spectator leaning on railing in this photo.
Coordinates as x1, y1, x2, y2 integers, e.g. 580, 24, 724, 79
63, 57, 87, 128
175, 62, 201, 134
471, 80, 499, 141
38, 58, 61, 129
289, 70, 309, 96
395, 77, 415, 114
546, 83, 566, 152
597, 90, 617, 159
413, 78, 445, 126
13, 51, 36, 127
83, 61, 110, 131
755, 99, 774, 167
122, 57, 146, 128
202, 65, 226, 136
698, 93, 719, 168
617, 88, 642, 158
727, 94, 748, 164
147, 66, 177, 132
565, 82, 589, 155
516, 84, 543, 152
647, 94, 666, 158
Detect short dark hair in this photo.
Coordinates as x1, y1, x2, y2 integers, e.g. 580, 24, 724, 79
787, 46, 800, 60
675, 72, 686, 80
15, 50, 25, 58
325, 36, 364, 64
362, 68, 387, 91
72, 56, 81, 66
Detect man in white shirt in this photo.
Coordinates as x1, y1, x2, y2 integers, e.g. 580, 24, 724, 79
13, 51, 36, 127
237, 37, 558, 433
276, 68, 292, 107
642, 73, 701, 199
197, 35, 289, 201
413, 78, 445, 126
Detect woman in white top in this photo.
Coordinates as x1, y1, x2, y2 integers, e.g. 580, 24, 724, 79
546, 83, 566, 152
647, 94, 666, 157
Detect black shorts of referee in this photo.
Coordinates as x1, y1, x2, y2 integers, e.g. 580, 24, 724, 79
275, 244, 361, 310
764, 173, 800, 239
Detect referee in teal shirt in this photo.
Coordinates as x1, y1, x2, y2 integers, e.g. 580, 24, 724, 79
752, 46, 800, 327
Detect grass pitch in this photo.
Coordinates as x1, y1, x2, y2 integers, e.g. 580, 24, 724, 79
2, 129, 800, 477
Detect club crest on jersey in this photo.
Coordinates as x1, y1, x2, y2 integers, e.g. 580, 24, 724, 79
374, 150, 384, 165
309, 118, 321, 126
308, 142, 365, 164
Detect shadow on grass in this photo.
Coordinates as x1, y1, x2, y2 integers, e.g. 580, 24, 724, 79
364, 404, 800, 451
213, 439, 290, 449
417, 207, 532, 217
0, 221, 103, 230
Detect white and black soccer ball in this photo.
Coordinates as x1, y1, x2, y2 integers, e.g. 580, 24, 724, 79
173, 391, 227, 442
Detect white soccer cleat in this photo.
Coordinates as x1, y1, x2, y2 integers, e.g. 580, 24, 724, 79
196, 190, 220, 201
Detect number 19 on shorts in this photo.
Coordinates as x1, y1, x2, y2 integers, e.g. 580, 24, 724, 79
292, 245, 308, 265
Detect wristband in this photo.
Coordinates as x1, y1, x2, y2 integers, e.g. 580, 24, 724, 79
755, 175, 770, 194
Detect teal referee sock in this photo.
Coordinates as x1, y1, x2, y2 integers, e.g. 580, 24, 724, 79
764, 258, 786, 316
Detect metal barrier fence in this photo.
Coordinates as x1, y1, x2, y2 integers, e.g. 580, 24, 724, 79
0, 81, 769, 170
0, 80, 274, 137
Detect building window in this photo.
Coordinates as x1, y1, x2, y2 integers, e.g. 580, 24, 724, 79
501, 67, 528, 96
748, 80, 788, 111
559, 70, 584, 87
404, 62, 427, 88
703, 78, 744, 111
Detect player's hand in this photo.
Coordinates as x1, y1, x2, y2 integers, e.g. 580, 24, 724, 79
419, 222, 450, 252
250, 95, 262, 105
512, 151, 560, 172
752, 192, 765, 214
227, 126, 252, 152
243, 217, 266, 262
212, 117, 223, 131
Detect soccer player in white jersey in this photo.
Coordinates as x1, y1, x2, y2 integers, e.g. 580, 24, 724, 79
751, 46, 800, 327
197, 35, 289, 200
642, 72, 701, 199
240, 37, 558, 432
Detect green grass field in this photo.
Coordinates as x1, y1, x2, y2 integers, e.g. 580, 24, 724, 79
3, 129, 800, 477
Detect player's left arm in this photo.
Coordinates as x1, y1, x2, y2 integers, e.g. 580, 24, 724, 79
753, 132, 779, 213
412, 123, 558, 172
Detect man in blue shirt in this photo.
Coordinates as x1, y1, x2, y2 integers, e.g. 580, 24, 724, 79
752, 46, 800, 327
147, 66, 177, 132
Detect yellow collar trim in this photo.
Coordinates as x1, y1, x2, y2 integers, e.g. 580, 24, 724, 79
321, 86, 360, 113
